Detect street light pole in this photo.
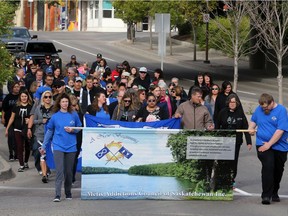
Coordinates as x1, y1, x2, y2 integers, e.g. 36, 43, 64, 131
204, 0, 210, 64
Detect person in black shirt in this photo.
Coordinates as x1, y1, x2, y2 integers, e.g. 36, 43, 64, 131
135, 93, 168, 122
215, 93, 252, 184
5, 90, 33, 172
1, 82, 21, 160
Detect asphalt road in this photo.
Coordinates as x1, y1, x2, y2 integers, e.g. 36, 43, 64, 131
1, 31, 288, 216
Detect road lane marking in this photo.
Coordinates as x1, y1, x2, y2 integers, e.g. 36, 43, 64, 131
52, 40, 115, 62
233, 188, 252, 196
237, 90, 256, 96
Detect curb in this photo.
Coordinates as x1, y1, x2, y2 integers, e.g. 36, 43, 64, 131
0, 155, 14, 181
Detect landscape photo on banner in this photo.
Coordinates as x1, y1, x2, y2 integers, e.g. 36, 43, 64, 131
81, 125, 236, 201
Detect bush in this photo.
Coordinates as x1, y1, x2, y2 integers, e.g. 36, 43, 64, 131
177, 21, 192, 36
197, 16, 251, 57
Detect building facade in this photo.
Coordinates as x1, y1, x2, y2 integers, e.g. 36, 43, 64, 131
15, 0, 127, 32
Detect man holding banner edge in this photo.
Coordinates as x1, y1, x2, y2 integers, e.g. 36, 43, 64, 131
249, 93, 288, 205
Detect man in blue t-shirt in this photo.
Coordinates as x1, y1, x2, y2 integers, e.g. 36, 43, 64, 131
249, 93, 288, 205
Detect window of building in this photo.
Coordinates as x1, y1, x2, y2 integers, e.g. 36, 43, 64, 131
103, 0, 112, 18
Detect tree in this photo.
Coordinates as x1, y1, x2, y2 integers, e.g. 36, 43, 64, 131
113, 0, 149, 41
178, 0, 216, 61
249, 0, 288, 104
210, 0, 259, 92
148, 1, 182, 54
0, 1, 17, 84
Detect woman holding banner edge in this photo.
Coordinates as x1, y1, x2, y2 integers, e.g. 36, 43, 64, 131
40, 93, 82, 202
215, 93, 252, 186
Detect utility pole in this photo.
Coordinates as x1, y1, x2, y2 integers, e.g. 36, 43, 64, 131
203, 0, 210, 64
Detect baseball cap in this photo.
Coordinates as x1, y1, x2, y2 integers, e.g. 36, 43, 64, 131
75, 77, 83, 82
71, 55, 76, 59
122, 71, 130, 77
139, 67, 147, 73
45, 54, 51, 59
45, 67, 53, 74
97, 53, 102, 58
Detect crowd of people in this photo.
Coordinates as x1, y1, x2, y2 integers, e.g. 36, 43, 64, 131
1, 53, 288, 204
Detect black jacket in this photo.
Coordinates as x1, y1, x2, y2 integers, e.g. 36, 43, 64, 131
215, 107, 251, 145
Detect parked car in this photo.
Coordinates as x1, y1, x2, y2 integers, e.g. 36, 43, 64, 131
0, 27, 37, 54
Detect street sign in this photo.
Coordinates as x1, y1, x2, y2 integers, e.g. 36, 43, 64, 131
203, 13, 210, 23
155, 13, 170, 71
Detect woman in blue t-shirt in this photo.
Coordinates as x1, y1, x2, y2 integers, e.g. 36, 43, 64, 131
40, 93, 82, 202
86, 92, 110, 119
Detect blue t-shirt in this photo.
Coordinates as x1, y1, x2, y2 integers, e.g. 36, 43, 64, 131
95, 107, 110, 119
251, 104, 288, 151
46, 110, 82, 152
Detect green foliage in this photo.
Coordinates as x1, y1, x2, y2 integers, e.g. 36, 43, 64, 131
128, 163, 179, 176
0, 1, 17, 36
113, 0, 150, 25
198, 16, 251, 57
166, 130, 236, 192
0, 1, 17, 84
177, 21, 192, 36
82, 166, 128, 174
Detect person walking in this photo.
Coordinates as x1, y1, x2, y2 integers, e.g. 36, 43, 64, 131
174, 87, 214, 130
30, 90, 53, 182
135, 93, 168, 122
215, 94, 252, 185
40, 93, 82, 202
248, 93, 288, 205
1, 81, 21, 161
5, 90, 33, 172
112, 92, 138, 121
86, 92, 110, 119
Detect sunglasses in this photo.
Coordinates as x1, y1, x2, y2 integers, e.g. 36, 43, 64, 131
55, 86, 62, 89
148, 99, 156, 103
212, 88, 219, 90
106, 86, 113, 88
93, 82, 98, 85
124, 100, 131, 103
44, 96, 52, 99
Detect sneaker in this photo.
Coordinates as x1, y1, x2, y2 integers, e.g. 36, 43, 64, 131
24, 163, 29, 169
9, 155, 14, 161
262, 197, 271, 205
66, 195, 72, 200
42, 176, 48, 183
47, 171, 51, 177
272, 194, 280, 202
38, 171, 43, 175
53, 196, 61, 202
18, 167, 24, 172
